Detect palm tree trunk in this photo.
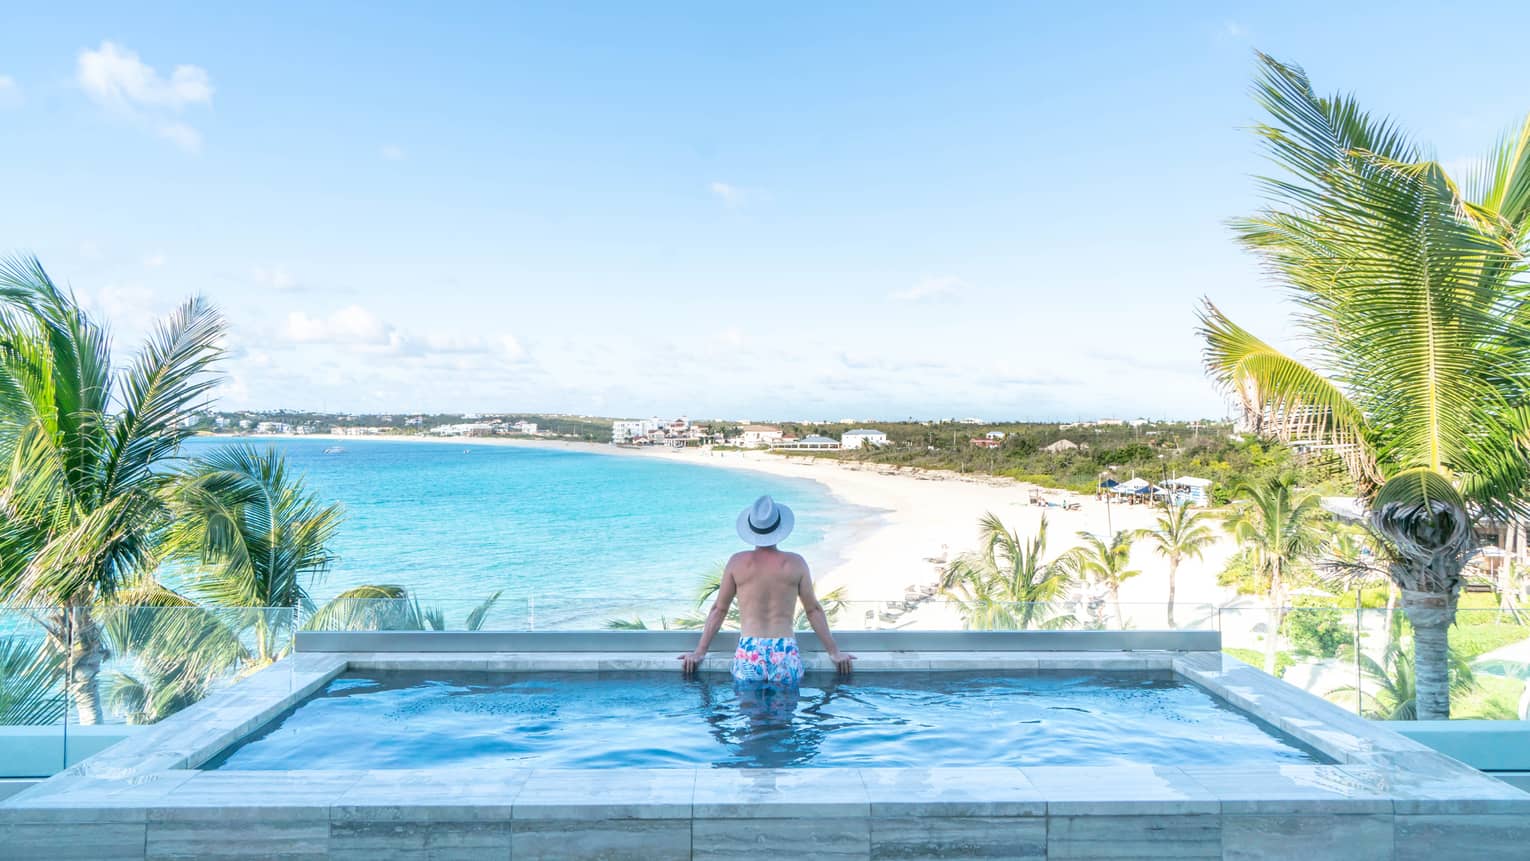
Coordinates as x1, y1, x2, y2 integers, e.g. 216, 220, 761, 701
1166, 556, 1178, 629
1402, 589, 1454, 720
1263, 559, 1284, 676
64, 604, 105, 726
1110, 584, 1124, 629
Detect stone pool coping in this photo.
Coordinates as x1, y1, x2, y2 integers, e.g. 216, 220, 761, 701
4, 649, 1528, 859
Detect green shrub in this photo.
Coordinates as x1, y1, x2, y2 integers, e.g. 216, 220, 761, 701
1281, 603, 1352, 658
1223, 647, 1295, 678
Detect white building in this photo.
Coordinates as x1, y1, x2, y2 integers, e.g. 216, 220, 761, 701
1161, 476, 1213, 507
738, 425, 784, 448
774, 434, 840, 451
985, 431, 1006, 440
613, 418, 662, 444
431, 422, 496, 437
511, 421, 539, 435
255, 421, 292, 435
840, 429, 889, 449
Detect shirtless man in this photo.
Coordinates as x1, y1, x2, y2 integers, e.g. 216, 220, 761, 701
679, 495, 855, 684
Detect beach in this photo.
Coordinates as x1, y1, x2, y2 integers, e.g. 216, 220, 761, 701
239, 433, 1243, 621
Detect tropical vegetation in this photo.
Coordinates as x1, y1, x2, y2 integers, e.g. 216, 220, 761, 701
1200, 54, 1530, 718
1220, 475, 1329, 673
1057, 530, 1140, 628
0, 256, 492, 727
1133, 502, 1216, 628
939, 514, 1077, 630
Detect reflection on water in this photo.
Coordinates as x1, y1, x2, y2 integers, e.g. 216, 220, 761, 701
208, 670, 1327, 770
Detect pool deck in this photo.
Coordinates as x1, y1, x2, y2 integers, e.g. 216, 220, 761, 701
4, 639, 1528, 859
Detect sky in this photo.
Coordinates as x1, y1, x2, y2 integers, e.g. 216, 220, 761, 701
3, 3, 1530, 421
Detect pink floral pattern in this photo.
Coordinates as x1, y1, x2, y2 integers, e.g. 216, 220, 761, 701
731, 636, 804, 685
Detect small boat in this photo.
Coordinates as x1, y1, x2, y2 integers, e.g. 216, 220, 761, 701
323, 446, 345, 454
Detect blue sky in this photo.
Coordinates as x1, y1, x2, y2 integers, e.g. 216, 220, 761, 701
3, 3, 1529, 420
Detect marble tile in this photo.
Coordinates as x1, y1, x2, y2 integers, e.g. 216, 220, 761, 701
692, 816, 870, 860
1021, 766, 1219, 815
145, 815, 328, 859
1395, 813, 1530, 861
332, 768, 528, 821
860, 767, 1045, 817
693, 767, 868, 818
328, 820, 511, 860
513, 768, 695, 820
870, 815, 1045, 859
0, 771, 196, 821
1181, 765, 1393, 813
1365, 753, 1530, 814
0, 822, 147, 860
150, 770, 364, 814
511, 817, 689, 860
1046, 813, 1221, 859
1221, 813, 1393, 860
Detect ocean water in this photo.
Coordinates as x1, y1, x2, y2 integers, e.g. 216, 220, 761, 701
177, 438, 852, 626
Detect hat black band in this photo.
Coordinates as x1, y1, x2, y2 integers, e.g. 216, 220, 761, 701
748, 511, 782, 534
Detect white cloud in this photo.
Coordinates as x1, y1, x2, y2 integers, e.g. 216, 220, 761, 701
380, 144, 405, 161
143, 252, 167, 267
252, 265, 299, 290
157, 122, 202, 152
708, 180, 771, 209
709, 181, 741, 206
76, 41, 213, 151
500, 335, 527, 361
717, 327, 744, 347
890, 275, 964, 303
278, 305, 532, 367
282, 305, 394, 346
0, 75, 20, 107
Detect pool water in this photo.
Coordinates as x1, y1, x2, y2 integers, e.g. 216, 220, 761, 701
206, 670, 1328, 770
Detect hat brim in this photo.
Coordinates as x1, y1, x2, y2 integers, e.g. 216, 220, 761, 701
737, 503, 794, 546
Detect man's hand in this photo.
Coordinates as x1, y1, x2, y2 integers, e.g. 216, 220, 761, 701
678, 651, 706, 675
828, 651, 857, 675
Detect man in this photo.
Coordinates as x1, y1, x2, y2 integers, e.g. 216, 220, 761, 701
679, 495, 855, 683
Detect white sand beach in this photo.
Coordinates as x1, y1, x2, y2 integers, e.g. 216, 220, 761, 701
253, 434, 1244, 622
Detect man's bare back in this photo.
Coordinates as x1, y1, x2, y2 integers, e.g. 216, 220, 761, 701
727, 547, 810, 638
679, 496, 855, 678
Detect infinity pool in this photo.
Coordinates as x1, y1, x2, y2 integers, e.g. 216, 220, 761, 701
206, 670, 1327, 770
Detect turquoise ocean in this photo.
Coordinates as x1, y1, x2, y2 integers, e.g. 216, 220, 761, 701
179, 437, 852, 627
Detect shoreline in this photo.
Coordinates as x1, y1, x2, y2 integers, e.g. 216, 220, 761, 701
221, 433, 1242, 616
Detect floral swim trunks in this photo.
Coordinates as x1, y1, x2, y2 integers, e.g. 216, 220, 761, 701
731, 635, 804, 686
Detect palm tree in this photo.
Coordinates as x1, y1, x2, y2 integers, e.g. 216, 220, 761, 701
0, 634, 64, 725
1221, 475, 1328, 674
1134, 502, 1217, 628
1200, 54, 1530, 717
1057, 530, 1140, 628
941, 514, 1076, 630
1327, 617, 1476, 720
162, 444, 344, 661
0, 255, 224, 723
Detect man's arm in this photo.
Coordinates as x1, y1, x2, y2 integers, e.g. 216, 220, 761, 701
797, 558, 855, 674
679, 560, 738, 675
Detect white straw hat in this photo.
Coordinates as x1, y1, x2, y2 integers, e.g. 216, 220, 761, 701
736, 495, 795, 546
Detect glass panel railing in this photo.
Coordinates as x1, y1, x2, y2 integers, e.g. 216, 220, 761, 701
0, 605, 68, 778
1218, 603, 1530, 721
301, 596, 532, 631
1451, 606, 1529, 720
91, 605, 296, 727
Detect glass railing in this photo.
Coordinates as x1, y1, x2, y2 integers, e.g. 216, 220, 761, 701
0, 603, 297, 779
295, 597, 1219, 632
1217, 604, 1530, 720
0, 605, 69, 778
